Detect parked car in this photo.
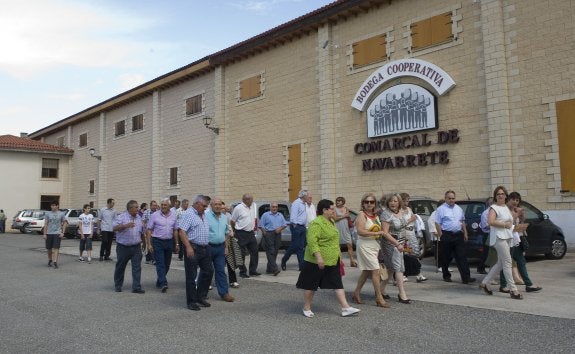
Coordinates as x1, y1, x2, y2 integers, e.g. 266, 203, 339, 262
63, 208, 100, 240
408, 197, 439, 257
458, 199, 567, 260
11, 209, 46, 234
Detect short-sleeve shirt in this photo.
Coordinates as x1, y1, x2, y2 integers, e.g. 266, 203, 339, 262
147, 210, 177, 240
435, 203, 465, 232
113, 212, 144, 246
290, 198, 307, 225
259, 211, 287, 232
231, 202, 257, 231
78, 213, 94, 234
44, 211, 66, 234
178, 207, 209, 245
99, 207, 117, 232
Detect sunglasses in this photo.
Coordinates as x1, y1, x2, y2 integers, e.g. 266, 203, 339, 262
364, 200, 376, 204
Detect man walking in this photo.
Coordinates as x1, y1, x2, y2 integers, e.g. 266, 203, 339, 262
179, 195, 214, 311
206, 197, 235, 302
259, 202, 287, 275
0, 209, 6, 233
282, 190, 309, 271
230, 194, 260, 278
435, 191, 475, 284
143, 200, 159, 265
43, 201, 67, 268
99, 198, 117, 261
113, 200, 145, 293
146, 198, 178, 293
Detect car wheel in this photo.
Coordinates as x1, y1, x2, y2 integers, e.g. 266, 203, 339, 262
417, 237, 427, 258
545, 237, 567, 260
21, 224, 30, 234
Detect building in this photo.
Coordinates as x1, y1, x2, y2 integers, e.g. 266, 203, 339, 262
0, 135, 73, 230
28, 0, 575, 244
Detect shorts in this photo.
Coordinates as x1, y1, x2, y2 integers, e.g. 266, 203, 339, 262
296, 260, 343, 291
79, 237, 93, 251
45, 234, 61, 249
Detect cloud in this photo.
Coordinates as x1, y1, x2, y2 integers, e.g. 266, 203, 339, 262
0, 0, 154, 79
230, 0, 305, 14
117, 73, 147, 90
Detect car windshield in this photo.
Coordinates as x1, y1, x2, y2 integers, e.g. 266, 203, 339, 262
409, 200, 438, 216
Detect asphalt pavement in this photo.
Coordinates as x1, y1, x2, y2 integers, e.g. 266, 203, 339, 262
1, 232, 574, 353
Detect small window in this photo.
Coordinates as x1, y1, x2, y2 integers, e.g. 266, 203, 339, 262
40, 195, 60, 210
170, 167, 178, 186
79, 133, 87, 148
411, 12, 453, 51
186, 94, 203, 116
89, 180, 95, 194
352, 34, 387, 68
115, 120, 126, 137
132, 114, 144, 132
41, 158, 59, 178
56, 136, 65, 147
239, 75, 262, 101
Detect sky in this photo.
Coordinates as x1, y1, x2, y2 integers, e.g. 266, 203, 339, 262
0, 0, 335, 136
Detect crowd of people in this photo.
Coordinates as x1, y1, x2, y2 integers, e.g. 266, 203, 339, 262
38, 186, 542, 316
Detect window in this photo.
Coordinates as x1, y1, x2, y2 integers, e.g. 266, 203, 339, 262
89, 180, 95, 194
41, 158, 59, 178
40, 195, 60, 210
411, 12, 453, 51
79, 133, 87, 147
170, 167, 178, 186
115, 120, 126, 137
186, 94, 203, 116
352, 34, 387, 68
56, 136, 65, 147
239, 75, 262, 101
132, 114, 144, 132
556, 98, 575, 192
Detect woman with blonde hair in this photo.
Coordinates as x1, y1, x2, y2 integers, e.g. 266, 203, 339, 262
351, 193, 390, 308
379, 193, 411, 304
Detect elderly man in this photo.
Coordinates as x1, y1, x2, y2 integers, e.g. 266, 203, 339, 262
435, 191, 475, 284
206, 197, 235, 302
146, 198, 178, 293
230, 194, 260, 278
281, 190, 309, 271
143, 200, 159, 265
179, 195, 214, 311
259, 202, 287, 276
113, 200, 145, 293
99, 198, 117, 261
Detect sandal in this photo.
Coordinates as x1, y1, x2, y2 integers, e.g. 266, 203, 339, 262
350, 259, 358, 267
510, 292, 523, 300
352, 292, 364, 304
499, 287, 510, 294
479, 283, 493, 295
302, 309, 315, 318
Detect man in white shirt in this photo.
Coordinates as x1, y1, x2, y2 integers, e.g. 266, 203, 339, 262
231, 194, 260, 278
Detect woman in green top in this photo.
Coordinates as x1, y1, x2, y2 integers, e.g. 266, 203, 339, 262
296, 199, 360, 318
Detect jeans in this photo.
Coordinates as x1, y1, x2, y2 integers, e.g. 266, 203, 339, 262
100, 231, 114, 258
235, 230, 259, 275
500, 246, 533, 288
440, 231, 471, 281
282, 225, 306, 270
264, 232, 281, 273
209, 243, 228, 297
184, 244, 213, 306
114, 244, 142, 290
152, 238, 173, 288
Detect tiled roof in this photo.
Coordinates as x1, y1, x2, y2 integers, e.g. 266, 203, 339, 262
0, 135, 74, 154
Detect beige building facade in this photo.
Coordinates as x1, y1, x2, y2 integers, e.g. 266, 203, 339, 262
29, 0, 575, 242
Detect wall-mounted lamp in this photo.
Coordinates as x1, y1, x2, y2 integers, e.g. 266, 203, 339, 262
88, 148, 102, 160
202, 116, 220, 135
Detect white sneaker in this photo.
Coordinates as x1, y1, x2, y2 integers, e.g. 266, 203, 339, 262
341, 307, 360, 317
302, 309, 314, 318
403, 276, 408, 282
87, 257, 92, 264
416, 275, 428, 282
230, 282, 240, 288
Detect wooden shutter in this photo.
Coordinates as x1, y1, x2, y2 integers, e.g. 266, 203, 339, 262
353, 35, 386, 67
288, 144, 302, 202
411, 18, 432, 50
556, 99, 575, 191
240, 75, 261, 101
430, 12, 453, 45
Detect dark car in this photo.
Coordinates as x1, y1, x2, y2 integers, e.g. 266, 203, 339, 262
458, 199, 567, 260
63, 208, 100, 240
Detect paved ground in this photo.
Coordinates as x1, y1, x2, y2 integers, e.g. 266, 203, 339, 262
1, 232, 574, 353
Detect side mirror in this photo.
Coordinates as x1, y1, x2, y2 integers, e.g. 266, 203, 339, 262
543, 214, 549, 220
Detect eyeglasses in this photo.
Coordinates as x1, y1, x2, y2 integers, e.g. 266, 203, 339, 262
496, 193, 506, 196
364, 200, 376, 204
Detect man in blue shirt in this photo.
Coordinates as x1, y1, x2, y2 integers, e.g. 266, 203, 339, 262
206, 197, 235, 302
178, 195, 214, 311
281, 190, 309, 271
435, 190, 475, 284
259, 202, 288, 275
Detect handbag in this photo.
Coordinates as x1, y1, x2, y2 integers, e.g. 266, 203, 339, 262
520, 234, 530, 251
347, 217, 354, 229
339, 258, 345, 276
379, 263, 388, 281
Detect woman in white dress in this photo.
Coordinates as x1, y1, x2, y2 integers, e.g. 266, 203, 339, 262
351, 193, 389, 308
